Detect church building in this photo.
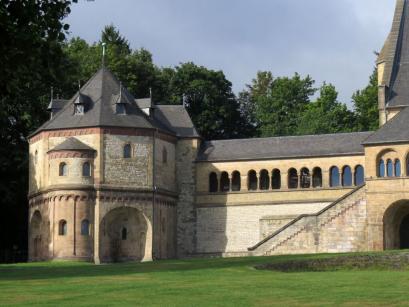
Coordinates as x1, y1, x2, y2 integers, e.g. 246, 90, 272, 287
28, 0, 409, 262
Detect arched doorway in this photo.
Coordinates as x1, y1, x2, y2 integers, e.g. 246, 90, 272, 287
100, 207, 150, 262
383, 200, 409, 250
400, 215, 409, 249
29, 210, 43, 260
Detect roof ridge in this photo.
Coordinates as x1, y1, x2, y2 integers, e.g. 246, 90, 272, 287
205, 131, 373, 144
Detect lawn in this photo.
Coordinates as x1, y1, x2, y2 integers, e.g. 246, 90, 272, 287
1, 252, 409, 306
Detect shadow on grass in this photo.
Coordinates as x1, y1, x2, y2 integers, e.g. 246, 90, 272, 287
0, 250, 408, 281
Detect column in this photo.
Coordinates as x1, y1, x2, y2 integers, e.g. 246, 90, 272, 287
93, 193, 100, 264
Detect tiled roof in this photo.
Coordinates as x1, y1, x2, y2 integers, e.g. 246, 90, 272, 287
197, 132, 372, 162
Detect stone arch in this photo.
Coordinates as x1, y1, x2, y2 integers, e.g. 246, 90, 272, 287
383, 200, 409, 250
29, 210, 44, 260
99, 206, 152, 263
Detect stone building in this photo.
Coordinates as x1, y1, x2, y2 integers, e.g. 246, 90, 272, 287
28, 0, 409, 262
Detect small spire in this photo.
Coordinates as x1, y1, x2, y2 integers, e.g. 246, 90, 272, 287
102, 42, 106, 67
118, 82, 122, 102
50, 86, 54, 102
149, 87, 152, 99
78, 80, 81, 93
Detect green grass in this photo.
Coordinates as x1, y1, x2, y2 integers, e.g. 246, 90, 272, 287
1, 252, 409, 306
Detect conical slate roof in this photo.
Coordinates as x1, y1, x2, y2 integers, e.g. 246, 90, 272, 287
363, 106, 409, 145
35, 68, 158, 133
378, 0, 409, 108
48, 137, 95, 152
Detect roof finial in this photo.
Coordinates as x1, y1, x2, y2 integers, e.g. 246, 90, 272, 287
102, 42, 107, 67
119, 82, 122, 101
78, 80, 81, 93
149, 87, 152, 99
50, 86, 54, 102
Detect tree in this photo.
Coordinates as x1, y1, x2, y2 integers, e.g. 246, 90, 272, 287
164, 62, 251, 139
296, 83, 356, 135
254, 73, 316, 137
0, 0, 77, 260
352, 68, 379, 131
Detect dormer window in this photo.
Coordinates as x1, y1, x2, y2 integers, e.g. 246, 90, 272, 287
74, 104, 84, 115
74, 91, 86, 115
116, 103, 126, 115
115, 82, 128, 115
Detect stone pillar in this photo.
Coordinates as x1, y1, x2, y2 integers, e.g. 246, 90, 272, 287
281, 172, 288, 190
142, 210, 153, 262
242, 175, 248, 192
93, 194, 100, 264
322, 170, 330, 188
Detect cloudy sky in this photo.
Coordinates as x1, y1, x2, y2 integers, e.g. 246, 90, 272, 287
66, 0, 395, 106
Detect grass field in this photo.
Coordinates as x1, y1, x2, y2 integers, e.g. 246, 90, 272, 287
1, 252, 409, 306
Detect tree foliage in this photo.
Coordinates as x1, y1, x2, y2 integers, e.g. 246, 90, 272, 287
0, 0, 76, 257
352, 68, 379, 131
296, 83, 356, 135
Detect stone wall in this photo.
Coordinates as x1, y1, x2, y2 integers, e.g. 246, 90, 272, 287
250, 185, 368, 256
196, 202, 329, 254
103, 134, 153, 188
176, 138, 200, 257
154, 138, 176, 192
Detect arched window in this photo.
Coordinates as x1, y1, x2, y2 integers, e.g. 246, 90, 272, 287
259, 170, 270, 190
312, 167, 322, 188
121, 227, 127, 240
58, 220, 67, 236
272, 169, 281, 190
387, 159, 393, 177
220, 172, 230, 192
288, 168, 298, 189
123, 144, 131, 158
162, 147, 167, 164
354, 165, 365, 186
342, 166, 352, 187
59, 162, 67, 176
82, 162, 91, 177
81, 219, 90, 236
209, 172, 218, 193
379, 159, 385, 177
300, 168, 310, 188
395, 159, 401, 177
34, 150, 38, 165
248, 170, 258, 191
231, 171, 241, 192
330, 166, 340, 187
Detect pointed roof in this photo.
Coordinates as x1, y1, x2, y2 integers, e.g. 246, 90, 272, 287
34, 68, 157, 133
379, 0, 409, 108
363, 106, 409, 145
48, 137, 95, 152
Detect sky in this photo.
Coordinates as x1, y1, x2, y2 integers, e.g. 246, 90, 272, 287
66, 0, 396, 106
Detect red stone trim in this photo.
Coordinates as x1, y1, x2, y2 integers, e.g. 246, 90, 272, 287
48, 151, 95, 159
29, 127, 177, 144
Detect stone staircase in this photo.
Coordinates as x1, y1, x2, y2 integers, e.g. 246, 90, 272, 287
248, 185, 367, 256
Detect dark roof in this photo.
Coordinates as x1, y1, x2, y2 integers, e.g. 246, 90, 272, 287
48, 137, 95, 152
197, 132, 372, 162
154, 105, 200, 138
135, 98, 152, 109
47, 99, 68, 111
33, 68, 199, 139
363, 106, 409, 145
35, 68, 157, 133
378, 0, 409, 108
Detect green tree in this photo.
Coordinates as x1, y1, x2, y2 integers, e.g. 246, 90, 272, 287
164, 62, 251, 139
296, 83, 355, 135
352, 68, 379, 131
254, 73, 316, 137
0, 0, 77, 258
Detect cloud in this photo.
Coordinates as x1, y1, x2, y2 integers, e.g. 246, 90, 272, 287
66, 0, 395, 105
